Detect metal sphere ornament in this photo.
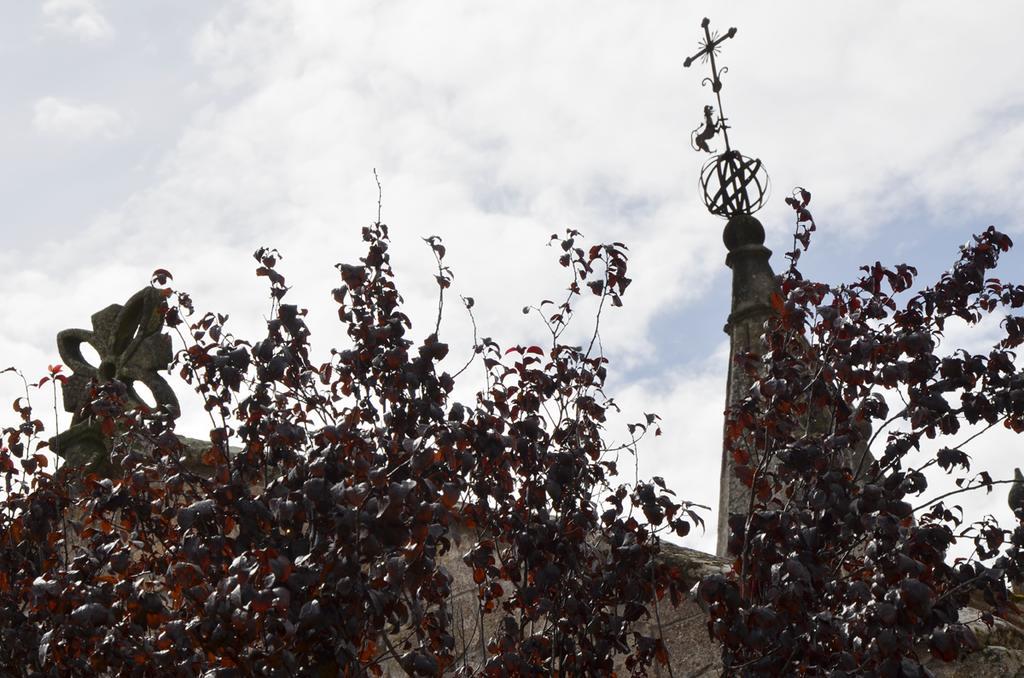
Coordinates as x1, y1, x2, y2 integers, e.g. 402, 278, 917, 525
684, 18, 770, 218
700, 150, 769, 217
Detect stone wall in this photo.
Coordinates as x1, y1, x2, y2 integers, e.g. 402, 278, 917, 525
374, 536, 729, 676
387, 536, 1024, 676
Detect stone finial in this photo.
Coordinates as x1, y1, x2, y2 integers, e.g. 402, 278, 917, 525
51, 287, 178, 469
723, 213, 766, 251
1010, 468, 1024, 515
722, 213, 775, 331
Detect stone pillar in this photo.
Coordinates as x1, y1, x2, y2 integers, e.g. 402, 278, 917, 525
717, 213, 777, 556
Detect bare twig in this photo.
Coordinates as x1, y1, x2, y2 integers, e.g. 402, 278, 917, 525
913, 478, 1017, 513
373, 168, 383, 225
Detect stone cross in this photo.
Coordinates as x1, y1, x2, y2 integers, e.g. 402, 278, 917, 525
50, 287, 179, 469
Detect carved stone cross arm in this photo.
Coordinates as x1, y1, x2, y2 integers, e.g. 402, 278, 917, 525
51, 286, 179, 468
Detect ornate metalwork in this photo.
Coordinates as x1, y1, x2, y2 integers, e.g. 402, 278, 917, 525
684, 17, 769, 218
700, 151, 770, 217
684, 19, 736, 154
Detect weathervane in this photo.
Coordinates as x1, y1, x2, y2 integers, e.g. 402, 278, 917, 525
684, 17, 769, 218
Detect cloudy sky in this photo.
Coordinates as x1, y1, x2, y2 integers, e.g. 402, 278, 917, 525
2, 1, 1023, 554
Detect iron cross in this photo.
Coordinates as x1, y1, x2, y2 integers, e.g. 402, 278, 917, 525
684, 18, 737, 152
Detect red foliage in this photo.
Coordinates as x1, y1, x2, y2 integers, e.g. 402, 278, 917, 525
1, 194, 1022, 676
0, 222, 691, 675
699, 192, 1024, 675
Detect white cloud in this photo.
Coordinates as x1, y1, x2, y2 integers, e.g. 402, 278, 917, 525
4, 0, 1024, 549
32, 97, 125, 140
19, 1, 1024, 369
42, 0, 114, 43
613, 344, 730, 553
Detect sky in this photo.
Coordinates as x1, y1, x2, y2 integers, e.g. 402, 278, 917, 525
2, 1, 1023, 555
